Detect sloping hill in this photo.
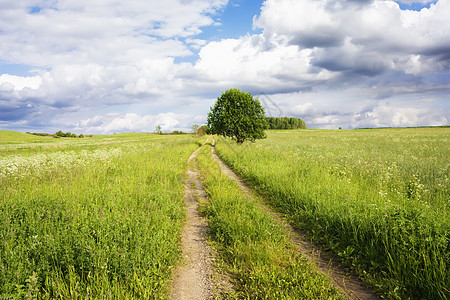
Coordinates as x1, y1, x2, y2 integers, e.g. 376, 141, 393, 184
0, 130, 53, 143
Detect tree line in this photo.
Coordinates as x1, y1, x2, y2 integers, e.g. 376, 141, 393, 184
26, 131, 88, 138
265, 117, 306, 130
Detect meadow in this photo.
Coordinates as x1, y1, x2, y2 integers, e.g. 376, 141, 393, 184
0, 131, 204, 298
1, 128, 448, 299
214, 128, 449, 299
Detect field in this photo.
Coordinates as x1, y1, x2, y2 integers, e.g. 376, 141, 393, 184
215, 128, 449, 299
0, 131, 204, 298
0, 128, 448, 299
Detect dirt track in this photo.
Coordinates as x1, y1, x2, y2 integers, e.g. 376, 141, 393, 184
170, 139, 213, 300
171, 137, 381, 299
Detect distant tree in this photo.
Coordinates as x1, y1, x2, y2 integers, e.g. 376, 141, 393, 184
155, 125, 162, 134
192, 124, 199, 135
55, 130, 65, 137
207, 89, 267, 144
198, 125, 210, 136
79, 134, 84, 138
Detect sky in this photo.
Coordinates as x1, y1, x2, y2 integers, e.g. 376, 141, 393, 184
0, 0, 449, 134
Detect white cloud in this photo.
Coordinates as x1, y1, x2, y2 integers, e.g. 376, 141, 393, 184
0, 0, 228, 68
254, 0, 337, 36
193, 0, 450, 95
292, 103, 318, 116
312, 115, 339, 125
352, 103, 448, 128
0, 0, 229, 115
186, 38, 208, 50
75, 112, 192, 134
195, 34, 333, 91
0, 74, 42, 91
262, 89, 449, 129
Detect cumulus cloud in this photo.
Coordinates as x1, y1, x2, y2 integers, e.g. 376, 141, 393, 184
261, 89, 448, 129
0, 0, 228, 131
352, 103, 448, 128
257, 0, 449, 77
190, 0, 449, 128
192, 0, 450, 98
312, 115, 339, 125
0, 74, 42, 91
0, 0, 227, 94
74, 112, 192, 134
292, 103, 318, 116
195, 34, 333, 92
0, 0, 227, 63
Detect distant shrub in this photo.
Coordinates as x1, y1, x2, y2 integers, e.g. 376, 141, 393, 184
54, 130, 65, 137
26, 132, 52, 137
53, 130, 85, 138
198, 125, 210, 136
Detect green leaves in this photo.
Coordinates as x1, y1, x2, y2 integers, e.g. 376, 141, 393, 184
207, 89, 267, 144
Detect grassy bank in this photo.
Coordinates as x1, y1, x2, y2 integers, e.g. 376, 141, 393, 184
214, 128, 449, 299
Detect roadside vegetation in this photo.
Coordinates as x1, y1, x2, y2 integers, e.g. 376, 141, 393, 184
214, 128, 449, 299
196, 142, 344, 299
0, 132, 204, 298
1, 127, 447, 299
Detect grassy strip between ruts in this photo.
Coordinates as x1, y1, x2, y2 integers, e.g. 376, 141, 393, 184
214, 128, 449, 300
0, 134, 205, 299
196, 141, 344, 299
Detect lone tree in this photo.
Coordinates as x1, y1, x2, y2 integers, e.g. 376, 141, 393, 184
207, 88, 267, 144
192, 124, 199, 135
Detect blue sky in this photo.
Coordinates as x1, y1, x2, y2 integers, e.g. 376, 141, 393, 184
0, 62, 33, 77
0, 0, 448, 133
396, 0, 438, 10
176, 0, 263, 64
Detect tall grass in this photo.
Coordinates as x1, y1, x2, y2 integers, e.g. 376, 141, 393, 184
0, 134, 203, 298
197, 142, 344, 299
215, 128, 449, 299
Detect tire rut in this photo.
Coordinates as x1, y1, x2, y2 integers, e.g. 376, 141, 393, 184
171, 138, 213, 300
211, 138, 381, 300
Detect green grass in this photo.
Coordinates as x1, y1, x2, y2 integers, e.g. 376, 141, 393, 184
2, 128, 448, 299
0, 130, 171, 149
0, 133, 205, 298
0, 130, 55, 143
197, 142, 344, 299
214, 128, 449, 299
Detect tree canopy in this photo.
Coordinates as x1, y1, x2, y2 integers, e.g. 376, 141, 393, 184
266, 117, 306, 130
207, 89, 267, 144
